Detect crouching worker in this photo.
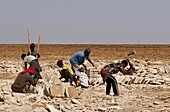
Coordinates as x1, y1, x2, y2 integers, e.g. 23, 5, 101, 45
57, 60, 74, 84
11, 68, 37, 93
100, 59, 136, 96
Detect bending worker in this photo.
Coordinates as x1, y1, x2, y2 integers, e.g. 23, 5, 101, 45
101, 59, 136, 96
69, 48, 95, 87
70, 48, 95, 73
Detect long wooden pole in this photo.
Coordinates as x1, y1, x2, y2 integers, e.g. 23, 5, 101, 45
37, 35, 40, 54
28, 27, 31, 54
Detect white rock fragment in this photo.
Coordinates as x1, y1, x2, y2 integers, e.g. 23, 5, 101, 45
71, 99, 80, 104
153, 101, 160, 105
46, 104, 61, 112
108, 106, 123, 110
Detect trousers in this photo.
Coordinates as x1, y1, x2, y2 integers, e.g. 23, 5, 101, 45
106, 75, 119, 95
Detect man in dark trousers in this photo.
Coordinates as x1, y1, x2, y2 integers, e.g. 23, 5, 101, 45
11, 68, 37, 93
100, 59, 136, 96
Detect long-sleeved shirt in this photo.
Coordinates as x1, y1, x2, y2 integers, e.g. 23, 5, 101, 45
70, 51, 90, 65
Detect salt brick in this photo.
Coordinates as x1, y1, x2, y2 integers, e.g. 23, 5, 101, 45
65, 86, 78, 98
49, 85, 65, 97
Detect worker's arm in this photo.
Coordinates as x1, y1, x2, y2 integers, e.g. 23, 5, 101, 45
82, 63, 87, 71
58, 70, 64, 80
28, 76, 37, 86
100, 68, 110, 83
119, 67, 133, 75
36, 53, 40, 59
24, 62, 27, 69
126, 58, 136, 73
87, 57, 95, 67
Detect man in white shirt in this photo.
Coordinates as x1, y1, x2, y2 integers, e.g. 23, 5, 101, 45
21, 53, 42, 79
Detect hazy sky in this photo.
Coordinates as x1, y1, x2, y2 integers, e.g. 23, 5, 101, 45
0, 0, 170, 44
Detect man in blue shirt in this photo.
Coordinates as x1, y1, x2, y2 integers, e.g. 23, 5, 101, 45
70, 48, 94, 72
69, 48, 95, 87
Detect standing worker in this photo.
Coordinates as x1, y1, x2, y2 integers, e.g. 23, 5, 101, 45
28, 43, 40, 59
